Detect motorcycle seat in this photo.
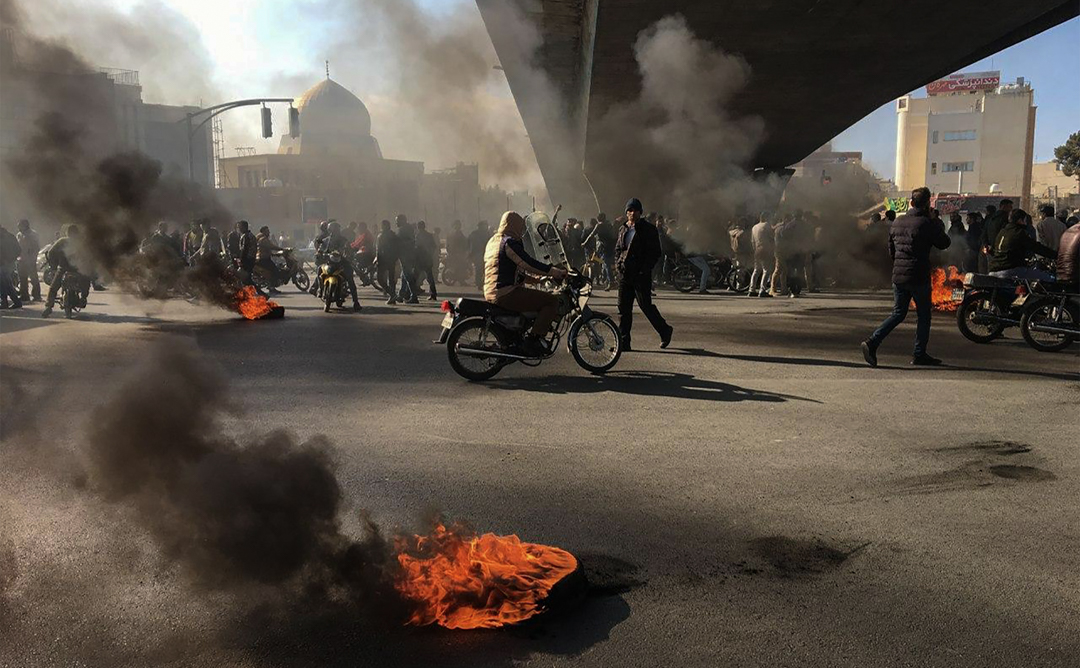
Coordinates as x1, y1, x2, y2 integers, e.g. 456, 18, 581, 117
964, 273, 1021, 289
454, 297, 535, 319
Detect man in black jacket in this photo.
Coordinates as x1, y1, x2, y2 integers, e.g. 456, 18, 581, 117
615, 198, 672, 350
861, 187, 951, 367
988, 208, 1056, 280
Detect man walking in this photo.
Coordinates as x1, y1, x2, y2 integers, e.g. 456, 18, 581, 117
414, 220, 438, 300
16, 219, 41, 302
615, 198, 672, 350
861, 187, 951, 367
749, 212, 774, 297
375, 219, 399, 305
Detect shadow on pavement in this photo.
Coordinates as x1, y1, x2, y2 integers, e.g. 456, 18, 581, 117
641, 347, 867, 369
490, 370, 820, 403
0, 310, 58, 334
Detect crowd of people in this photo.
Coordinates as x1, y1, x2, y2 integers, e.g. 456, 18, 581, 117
2, 194, 1077, 335
861, 190, 1079, 367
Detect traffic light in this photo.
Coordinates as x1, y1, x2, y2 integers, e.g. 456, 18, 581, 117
288, 106, 300, 138
261, 106, 273, 138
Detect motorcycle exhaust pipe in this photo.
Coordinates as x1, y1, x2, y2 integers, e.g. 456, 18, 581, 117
1029, 323, 1080, 336
456, 346, 529, 361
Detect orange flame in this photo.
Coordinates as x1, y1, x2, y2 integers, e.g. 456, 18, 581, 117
394, 523, 578, 629
930, 266, 965, 312
234, 286, 279, 320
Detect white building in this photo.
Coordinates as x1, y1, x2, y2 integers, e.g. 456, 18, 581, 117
895, 71, 1035, 206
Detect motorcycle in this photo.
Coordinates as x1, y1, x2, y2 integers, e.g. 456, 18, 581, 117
1019, 281, 1079, 352
955, 273, 1030, 343
437, 270, 622, 381
318, 251, 352, 313
59, 270, 90, 319
671, 254, 732, 293
580, 246, 612, 291
254, 248, 308, 292
726, 259, 752, 294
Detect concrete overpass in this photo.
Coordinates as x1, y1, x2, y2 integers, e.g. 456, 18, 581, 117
476, 0, 1078, 216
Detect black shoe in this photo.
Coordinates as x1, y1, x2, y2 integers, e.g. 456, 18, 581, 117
427, 295, 437, 301
660, 326, 673, 349
407, 297, 420, 304
911, 353, 942, 366
521, 336, 547, 358
385, 296, 396, 305
9, 301, 22, 310
353, 302, 363, 312
41, 306, 52, 318
860, 340, 878, 367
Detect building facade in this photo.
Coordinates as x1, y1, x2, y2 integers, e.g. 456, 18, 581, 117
895, 72, 1035, 207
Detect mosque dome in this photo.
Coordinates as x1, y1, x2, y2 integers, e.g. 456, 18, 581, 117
278, 78, 381, 159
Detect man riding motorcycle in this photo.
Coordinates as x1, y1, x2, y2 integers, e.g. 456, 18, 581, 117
42, 225, 89, 318
255, 225, 286, 294
322, 221, 362, 311
989, 208, 1056, 280
483, 211, 567, 357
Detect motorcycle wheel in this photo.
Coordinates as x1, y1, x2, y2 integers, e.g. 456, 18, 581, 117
446, 318, 509, 381
293, 269, 310, 292
441, 266, 457, 287
1020, 298, 1078, 353
568, 316, 622, 374
727, 267, 751, 293
672, 266, 697, 293
63, 288, 73, 319
323, 283, 335, 313
956, 293, 1005, 343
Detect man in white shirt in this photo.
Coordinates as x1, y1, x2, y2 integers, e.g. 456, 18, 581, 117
1034, 204, 1066, 251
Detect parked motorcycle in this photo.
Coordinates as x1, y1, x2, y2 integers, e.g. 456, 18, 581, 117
318, 251, 351, 313
437, 270, 622, 381
1019, 281, 1079, 352
955, 273, 1029, 343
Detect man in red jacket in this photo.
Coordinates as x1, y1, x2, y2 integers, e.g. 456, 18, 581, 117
861, 187, 951, 367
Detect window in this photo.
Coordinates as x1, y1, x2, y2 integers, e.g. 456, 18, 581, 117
943, 130, 977, 141
898, 99, 907, 110
942, 161, 974, 173
931, 162, 937, 175
932, 130, 939, 144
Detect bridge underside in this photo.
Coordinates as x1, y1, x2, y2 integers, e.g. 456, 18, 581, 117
477, 0, 1078, 217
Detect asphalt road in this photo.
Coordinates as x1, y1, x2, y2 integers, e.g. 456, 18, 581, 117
1, 282, 1077, 668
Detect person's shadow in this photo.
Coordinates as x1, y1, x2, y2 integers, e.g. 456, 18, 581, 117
490, 370, 820, 404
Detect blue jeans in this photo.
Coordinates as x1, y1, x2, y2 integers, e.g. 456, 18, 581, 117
689, 256, 710, 291
869, 282, 932, 357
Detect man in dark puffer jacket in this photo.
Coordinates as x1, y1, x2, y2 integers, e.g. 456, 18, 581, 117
861, 187, 951, 367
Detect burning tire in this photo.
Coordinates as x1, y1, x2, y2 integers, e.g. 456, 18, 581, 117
447, 318, 509, 381
568, 315, 622, 374
957, 293, 1004, 343
1020, 298, 1078, 353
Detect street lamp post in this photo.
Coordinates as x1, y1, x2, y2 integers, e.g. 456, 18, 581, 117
181, 98, 296, 183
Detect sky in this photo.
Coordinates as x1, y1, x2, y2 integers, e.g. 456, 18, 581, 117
27, 1, 1080, 187
833, 18, 1080, 180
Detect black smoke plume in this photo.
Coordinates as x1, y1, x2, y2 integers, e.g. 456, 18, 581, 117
85, 343, 401, 615
0, 0, 240, 308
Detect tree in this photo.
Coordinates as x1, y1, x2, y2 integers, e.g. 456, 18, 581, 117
1053, 131, 1080, 189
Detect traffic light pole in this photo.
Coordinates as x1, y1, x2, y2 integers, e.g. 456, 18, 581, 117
182, 98, 295, 182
